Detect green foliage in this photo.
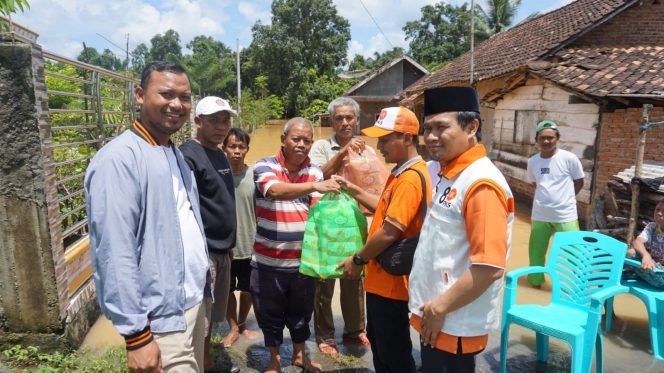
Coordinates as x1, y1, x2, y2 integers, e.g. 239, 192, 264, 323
130, 43, 150, 75
348, 47, 405, 72
0, 0, 29, 30
149, 29, 182, 62
403, 2, 489, 68
243, 0, 350, 116
403, 0, 526, 69
301, 98, 328, 124
44, 60, 133, 241
78, 47, 124, 71
1, 345, 128, 373
232, 89, 284, 134
266, 94, 285, 119
182, 35, 236, 97
476, 0, 522, 35
292, 69, 352, 118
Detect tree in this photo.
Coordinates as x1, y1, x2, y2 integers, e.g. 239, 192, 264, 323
477, 0, 522, 35
77, 46, 123, 71
244, 0, 351, 116
149, 29, 182, 62
347, 47, 406, 73
0, 0, 29, 30
182, 35, 235, 97
348, 55, 369, 72
404, 2, 488, 69
131, 43, 150, 75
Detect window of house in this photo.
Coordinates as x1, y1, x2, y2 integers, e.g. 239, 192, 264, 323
513, 110, 538, 145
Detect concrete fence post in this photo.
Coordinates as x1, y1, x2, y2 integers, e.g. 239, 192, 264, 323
0, 34, 69, 347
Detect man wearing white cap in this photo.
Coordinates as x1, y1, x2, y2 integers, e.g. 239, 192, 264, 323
180, 96, 239, 372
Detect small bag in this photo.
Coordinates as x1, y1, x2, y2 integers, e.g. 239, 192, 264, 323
343, 148, 389, 215
376, 168, 427, 276
300, 191, 368, 278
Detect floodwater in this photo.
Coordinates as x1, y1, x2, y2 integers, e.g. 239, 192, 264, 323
81, 124, 663, 372
243, 124, 382, 165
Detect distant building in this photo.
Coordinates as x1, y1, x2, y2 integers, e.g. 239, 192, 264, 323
344, 55, 428, 130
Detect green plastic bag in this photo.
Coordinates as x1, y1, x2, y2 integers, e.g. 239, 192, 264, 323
300, 191, 368, 278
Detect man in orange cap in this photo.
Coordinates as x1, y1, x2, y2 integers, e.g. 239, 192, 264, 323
337, 107, 431, 373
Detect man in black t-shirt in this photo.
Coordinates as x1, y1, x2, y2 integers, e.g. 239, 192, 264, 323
180, 96, 238, 372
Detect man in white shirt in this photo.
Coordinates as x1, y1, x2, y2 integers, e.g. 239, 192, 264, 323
308, 97, 370, 354
526, 120, 585, 287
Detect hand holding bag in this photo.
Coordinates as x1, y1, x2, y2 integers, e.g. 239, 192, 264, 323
300, 191, 368, 278
343, 148, 389, 215
375, 168, 427, 276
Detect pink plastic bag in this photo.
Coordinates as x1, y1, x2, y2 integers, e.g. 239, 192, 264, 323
343, 148, 389, 214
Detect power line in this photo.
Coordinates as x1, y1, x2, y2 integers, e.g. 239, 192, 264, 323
358, 0, 395, 49
95, 33, 136, 57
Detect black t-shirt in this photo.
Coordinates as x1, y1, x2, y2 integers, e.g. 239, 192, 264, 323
180, 139, 236, 252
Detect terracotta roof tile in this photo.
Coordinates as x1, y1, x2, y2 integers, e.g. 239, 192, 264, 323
401, 0, 634, 101
533, 46, 664, 96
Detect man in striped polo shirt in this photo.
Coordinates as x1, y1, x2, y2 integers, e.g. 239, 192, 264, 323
252, 117, 340, 373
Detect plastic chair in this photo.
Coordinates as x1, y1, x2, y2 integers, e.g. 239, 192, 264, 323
605, 257, 664, 360
500, 231, 628, 372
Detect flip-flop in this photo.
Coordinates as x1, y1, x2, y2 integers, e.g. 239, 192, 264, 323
317, 339, 338, 355
343, 332, 371, 346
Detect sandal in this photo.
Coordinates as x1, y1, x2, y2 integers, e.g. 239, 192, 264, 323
343, 332, 371, 347
317, 339, 338, 355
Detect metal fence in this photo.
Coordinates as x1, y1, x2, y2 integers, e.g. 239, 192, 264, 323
42, 51, 193, 298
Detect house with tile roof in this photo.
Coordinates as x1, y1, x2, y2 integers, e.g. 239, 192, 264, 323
400, 0, 664, 227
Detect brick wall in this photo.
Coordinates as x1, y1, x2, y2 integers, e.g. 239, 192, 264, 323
577, 1, 664, 46
595, 106, 664, 197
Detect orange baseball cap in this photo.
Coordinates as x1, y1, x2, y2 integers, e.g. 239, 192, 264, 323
361, 106, 420, 137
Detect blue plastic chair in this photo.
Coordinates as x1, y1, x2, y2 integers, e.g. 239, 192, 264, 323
500, 231, 628, 373
605, 257, 664, 360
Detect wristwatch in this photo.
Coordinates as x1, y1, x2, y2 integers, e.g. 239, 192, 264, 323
352, 253, 367, 266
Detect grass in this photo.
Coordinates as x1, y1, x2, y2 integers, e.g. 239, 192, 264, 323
1, 344, 128, 373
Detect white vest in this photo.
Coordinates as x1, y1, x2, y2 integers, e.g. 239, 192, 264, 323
408, 156, 514, 336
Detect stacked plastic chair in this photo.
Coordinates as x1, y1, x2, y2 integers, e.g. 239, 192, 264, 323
500, 231, 628, 372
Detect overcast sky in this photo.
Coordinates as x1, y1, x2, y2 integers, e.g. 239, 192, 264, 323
13, 0, 573, 61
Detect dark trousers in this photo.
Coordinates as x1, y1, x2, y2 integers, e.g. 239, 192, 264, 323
250, 264, 316, 347
421, 339, 482, 373
366, 292, 415, 373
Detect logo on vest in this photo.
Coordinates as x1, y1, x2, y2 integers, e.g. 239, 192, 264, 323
438, 187, 457, 208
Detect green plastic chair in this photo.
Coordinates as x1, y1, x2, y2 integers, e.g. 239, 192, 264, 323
500, 231, 628, 372
605, 257, 664, 360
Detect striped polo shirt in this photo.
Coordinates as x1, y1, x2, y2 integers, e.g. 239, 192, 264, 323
253, 150, 323, 269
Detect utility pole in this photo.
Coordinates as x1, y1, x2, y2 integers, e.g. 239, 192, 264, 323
126, 33, 130, 70
236, 38, 242, 126
626, 104, 654, 245
470, 0, 475, 85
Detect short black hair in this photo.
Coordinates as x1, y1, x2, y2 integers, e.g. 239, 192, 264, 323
140, 61, 188, 89
224, 127, 251, 147
457, 111, 482, 142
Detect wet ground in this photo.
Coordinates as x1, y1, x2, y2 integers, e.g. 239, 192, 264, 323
81, 124, 664, 372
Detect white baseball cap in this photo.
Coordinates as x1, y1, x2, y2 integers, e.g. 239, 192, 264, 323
195, 96, 238, 117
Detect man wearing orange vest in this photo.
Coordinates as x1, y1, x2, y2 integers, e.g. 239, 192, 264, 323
337, 107, 431, 373
409, 87, 514, 373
